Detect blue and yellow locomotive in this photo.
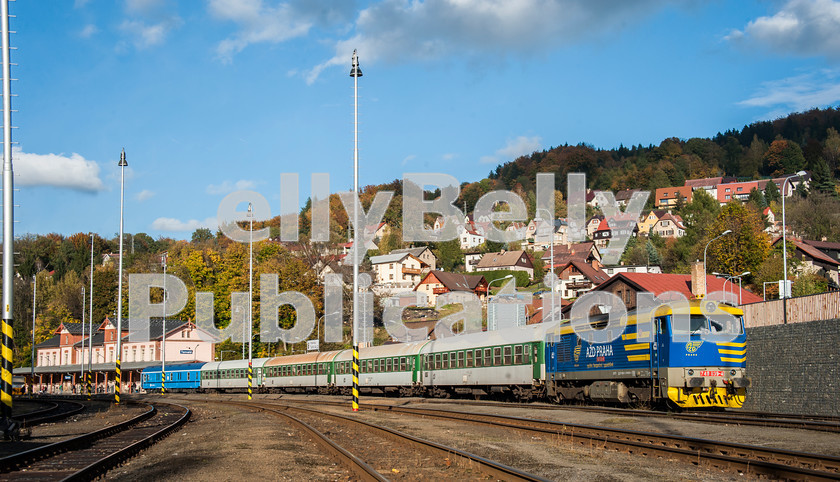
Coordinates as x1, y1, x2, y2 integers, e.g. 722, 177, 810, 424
545, 300, 748, 408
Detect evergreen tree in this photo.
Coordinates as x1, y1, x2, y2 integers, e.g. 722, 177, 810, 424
747, 187, 767, 208
810, 158, 837, 196
764, 179, 781, 204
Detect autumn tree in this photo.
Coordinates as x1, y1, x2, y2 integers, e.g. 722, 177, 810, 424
706, 202, 770, 278
762, 139, 806, 177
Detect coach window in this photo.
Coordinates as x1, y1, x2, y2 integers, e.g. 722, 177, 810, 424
504, 346, 512, 365
524, 344, 531, 364
434, 353, 441, 370
367, 360, 374, 373
514, 345, 523, 364
494, 347, 502, 366
458, 351, 465, 368
442, 352, 450, 369
319, 364, 326, 375
400, 357, 407, 371
484, 348, 492, 366
386, 358, 392, 372
466, 350, 473, 368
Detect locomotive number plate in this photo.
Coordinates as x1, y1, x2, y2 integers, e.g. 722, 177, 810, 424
699, 370, 723, 377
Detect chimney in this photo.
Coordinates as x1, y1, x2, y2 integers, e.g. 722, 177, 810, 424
690, 260, 705, 298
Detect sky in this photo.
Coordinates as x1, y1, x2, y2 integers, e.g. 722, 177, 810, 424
8, 0, 840, 240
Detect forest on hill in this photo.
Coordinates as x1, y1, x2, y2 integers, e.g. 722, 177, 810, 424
8, 106, 840, 368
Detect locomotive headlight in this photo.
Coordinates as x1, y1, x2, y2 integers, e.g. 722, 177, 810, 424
730, 369, 736, 376
687, 369, 694, 376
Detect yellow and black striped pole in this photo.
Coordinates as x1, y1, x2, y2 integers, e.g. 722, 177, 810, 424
247, 361, 252, 400
351, 344, 359, 411
85, 372, 91, 400
114, 359, 121, 404
1, 319, 12, 419
160, 369, 165, 394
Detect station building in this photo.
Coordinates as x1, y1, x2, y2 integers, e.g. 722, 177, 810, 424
14, 316, 217, 394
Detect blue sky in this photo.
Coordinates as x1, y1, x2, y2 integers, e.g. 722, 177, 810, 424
10, 0, 840, 239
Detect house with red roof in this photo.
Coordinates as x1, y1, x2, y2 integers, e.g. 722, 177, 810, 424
555, 259, 610, 299
772, 238, 840, 286
654, 186, 693, 209
414, 270, 489, 306
563, 262, 763, 314
651, 213, 685, 238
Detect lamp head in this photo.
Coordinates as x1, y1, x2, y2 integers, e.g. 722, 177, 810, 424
722, 229, 732, 235
349, 49, 363, 77
796, 170, 807, 177
118, 148, 127, 167
740, 271, 751, 276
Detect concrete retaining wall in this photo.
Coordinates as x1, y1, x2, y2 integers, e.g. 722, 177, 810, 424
743, 318, 840, 416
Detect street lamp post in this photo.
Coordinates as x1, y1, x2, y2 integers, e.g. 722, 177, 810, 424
350, 49, 362, 413
115, 149, 127, 404
703, 229, 732, 293
733, 271, 750, 305
781, 170, 808, 299
87, 233, 94, 399
488, 274, 514, 294
30, 274, 36, 396
161, 252, 167, 395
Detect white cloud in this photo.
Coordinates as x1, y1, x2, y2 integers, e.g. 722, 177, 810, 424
152, 216, 217, 232
14, 147, 105, 192
118, 0, 182, 49
208, 0, 356, 63
120, 17, 182, 49
738, 70, 840, 112
80, 24, 98, 38
136, 189, 156, 201
726, 0, 840, 59
480, 136, 542, 164
206, 179, 257, 194
305, 0, 671, 83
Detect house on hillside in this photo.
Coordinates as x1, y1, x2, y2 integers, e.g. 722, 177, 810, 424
593, 217, 639, 251
475, 250, 534, 279
651, 213, 685, 238
615, 189, 641, 207
464, 251, 483, 273
685, 176, 737, 199
771, 238, 840, 286
391, 246, 437, 271
586, 215, 604, 239
555, 259, 610, 299
563, 262, 763, 314
803, 239, 840, 264
414, 270, 488, 306
654, 186, 693, 209
542, 242, 602, 270
637, 210, 667, 235
369, 252, 428, 290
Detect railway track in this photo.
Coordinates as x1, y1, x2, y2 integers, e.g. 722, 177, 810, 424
13, 400, 86, 428
0, 402, 190, 480
416, 398, 840, 433
228, 400, 549, 481
292, 399, 840, 480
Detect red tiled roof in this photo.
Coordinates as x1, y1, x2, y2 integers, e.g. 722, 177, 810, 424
772, 238, 840, 267
559, 259, 609, 284
612, 272, 764, 304
416, 270, 487, 292
803, 239, 840, 251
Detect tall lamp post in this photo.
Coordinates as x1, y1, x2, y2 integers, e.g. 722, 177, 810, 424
30, 274, 36, 397
160, 252, 167, 394
781, 170, 807, 299
247, 202, 253, 401
115, 148, 127, 404
703, 229, 732, 293
488, 274, 514, 294
350, 49, 362, 412
87, 233, 94, 399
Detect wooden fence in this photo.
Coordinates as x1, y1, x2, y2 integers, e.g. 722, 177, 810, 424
741, 291, 840, 328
